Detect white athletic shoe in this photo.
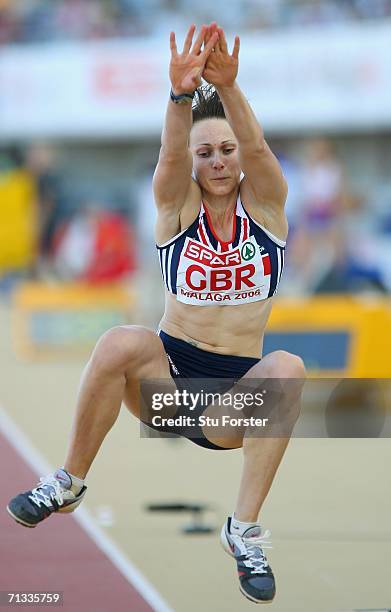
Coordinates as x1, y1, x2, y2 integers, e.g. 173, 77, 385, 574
221, 516, 275, 604
7, 468, 87, 528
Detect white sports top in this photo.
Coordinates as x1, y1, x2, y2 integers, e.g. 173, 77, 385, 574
157, 199, 286, 306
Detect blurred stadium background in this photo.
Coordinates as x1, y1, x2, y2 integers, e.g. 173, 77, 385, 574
1, 2, 391, 611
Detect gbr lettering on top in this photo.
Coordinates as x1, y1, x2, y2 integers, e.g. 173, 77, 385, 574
176, 236, 272, 305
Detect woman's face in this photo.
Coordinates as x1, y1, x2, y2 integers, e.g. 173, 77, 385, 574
190, 118, 241, 196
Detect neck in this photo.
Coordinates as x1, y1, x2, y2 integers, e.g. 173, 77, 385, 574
202, 188, 239, 218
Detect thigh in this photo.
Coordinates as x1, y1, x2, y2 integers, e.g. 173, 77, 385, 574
121, 327, 176, 421
200, 350, 305, 449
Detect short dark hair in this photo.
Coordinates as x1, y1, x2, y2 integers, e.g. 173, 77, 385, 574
192, 84, 226, 123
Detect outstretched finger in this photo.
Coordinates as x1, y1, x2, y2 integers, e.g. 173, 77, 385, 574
204, 24, 212, 47
170, 31, 178, 56
217, 26, 228, 54
207, 22, 220, 51
182, 24, 195, 54
202, 30, 219, 57
192, 24, 207, 55
208, 21, 218, 37
232, 35, 240, 59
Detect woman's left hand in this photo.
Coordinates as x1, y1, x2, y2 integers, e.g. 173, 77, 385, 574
202, 23, 240, 88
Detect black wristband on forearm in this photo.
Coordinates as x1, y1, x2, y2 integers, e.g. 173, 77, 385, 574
170, 88, 195, 105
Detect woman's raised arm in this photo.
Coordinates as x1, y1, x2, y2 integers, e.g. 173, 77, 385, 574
203, 24, 287, 212
153, 25, 218, 216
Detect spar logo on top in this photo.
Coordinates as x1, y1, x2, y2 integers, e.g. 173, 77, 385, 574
176, 237, 271, 305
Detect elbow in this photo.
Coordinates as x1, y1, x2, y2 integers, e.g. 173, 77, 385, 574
159, 145, 189, 164
237, 127, 265, 151
239, 138, 267, 157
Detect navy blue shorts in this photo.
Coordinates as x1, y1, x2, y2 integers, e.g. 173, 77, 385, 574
148, 331, 260, 450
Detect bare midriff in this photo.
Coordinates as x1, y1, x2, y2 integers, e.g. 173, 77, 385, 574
159, 292, 274, 358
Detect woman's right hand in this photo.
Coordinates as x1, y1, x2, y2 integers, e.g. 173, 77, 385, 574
169, 24, 218, 95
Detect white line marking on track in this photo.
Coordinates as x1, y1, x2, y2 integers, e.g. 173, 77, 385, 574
0, 406, 173, 612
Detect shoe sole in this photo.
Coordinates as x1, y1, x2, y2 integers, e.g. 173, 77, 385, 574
239, 584, 275, 604
221, 525, 275, 605
6, 505, 37, 528
6, 488, 87, 528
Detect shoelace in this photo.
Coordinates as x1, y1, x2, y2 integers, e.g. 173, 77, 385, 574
243, 529, 272, 574
28, 475, 67, 509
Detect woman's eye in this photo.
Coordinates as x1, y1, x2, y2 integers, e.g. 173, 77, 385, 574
224, 148, 234, 154
198, 152, 209, 157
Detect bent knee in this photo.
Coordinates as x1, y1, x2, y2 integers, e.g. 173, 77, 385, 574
91, 325, 160, 374
266, 350, 306, 379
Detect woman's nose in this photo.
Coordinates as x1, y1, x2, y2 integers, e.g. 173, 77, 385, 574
212, 155, 224, 169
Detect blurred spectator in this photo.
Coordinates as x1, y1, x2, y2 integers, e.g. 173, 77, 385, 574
53, 204, 137, 283
1, 141, 139, 286
279, 136, 388, 296
25, 144, 65, 265
275, 147, 304, 233
314, 255, 387, 293
286, 138, 348, 292
0, 148, 38, 282
302, 138, 345, 226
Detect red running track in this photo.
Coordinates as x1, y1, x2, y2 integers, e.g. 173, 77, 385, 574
0, 431, 156, 612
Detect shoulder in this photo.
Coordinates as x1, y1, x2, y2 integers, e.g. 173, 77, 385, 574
240, 179, 288, 243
